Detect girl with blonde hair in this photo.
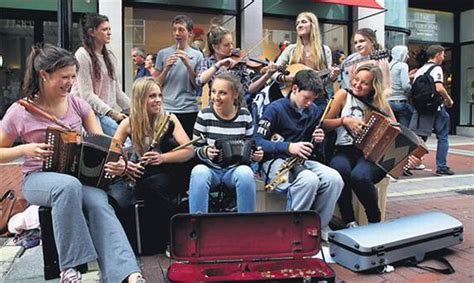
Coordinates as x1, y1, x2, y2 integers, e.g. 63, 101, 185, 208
273, 12, 339, 91
322, 64, 419, 228
113, 77, 194, 253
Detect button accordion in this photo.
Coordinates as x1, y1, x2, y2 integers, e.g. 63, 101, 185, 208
214, 139, 256, 167
354, 112, 428, 178
43, 127, 123, 189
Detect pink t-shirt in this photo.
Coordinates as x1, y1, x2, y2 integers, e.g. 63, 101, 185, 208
0, 94, 91, 175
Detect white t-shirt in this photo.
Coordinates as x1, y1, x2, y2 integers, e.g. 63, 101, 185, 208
414, 63, 443, 84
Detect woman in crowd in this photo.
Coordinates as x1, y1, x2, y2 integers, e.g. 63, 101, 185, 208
113, 77, 195, 253
0, 44, 144, 283
389, 45, 416, 127
196, 25, 278, 101
189, 73, 263, 213
341, 28, 391, 94
71, 13, 130, 137
322, 64, 419, 228
145, 53, 159, 80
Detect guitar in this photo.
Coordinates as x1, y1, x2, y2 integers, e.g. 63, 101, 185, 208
280, 49, 391, 95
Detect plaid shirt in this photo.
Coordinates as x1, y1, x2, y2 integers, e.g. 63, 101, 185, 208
196, 54, 252, 95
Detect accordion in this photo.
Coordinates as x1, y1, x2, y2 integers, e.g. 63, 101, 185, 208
43, 127, 123, 189
354, 112, 428, 178
214, 139, 256, 167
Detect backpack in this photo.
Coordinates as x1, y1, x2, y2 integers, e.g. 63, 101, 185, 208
411, 64, 444, 115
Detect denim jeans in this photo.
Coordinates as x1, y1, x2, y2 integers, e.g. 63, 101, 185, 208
23, 172, 139, 282
389, 100, 413, 127
433, 107, 450, 170
96, 114, 119, 137
261, 159, 343, 228
189, 164, 256, 213
329, 146, 387, 224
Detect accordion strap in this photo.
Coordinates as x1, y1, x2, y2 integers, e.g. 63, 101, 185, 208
345, 89, 391, 118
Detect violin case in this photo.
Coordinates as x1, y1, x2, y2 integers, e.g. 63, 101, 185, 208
167, 211, 335, 282
328, 211, 463, 272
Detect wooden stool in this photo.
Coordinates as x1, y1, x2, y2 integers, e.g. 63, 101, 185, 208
331, 177, 390, 228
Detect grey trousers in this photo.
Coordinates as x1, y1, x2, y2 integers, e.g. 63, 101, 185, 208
262, 159, 343, 227
23, 172, 140, 282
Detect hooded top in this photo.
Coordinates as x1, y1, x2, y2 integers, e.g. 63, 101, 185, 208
389, 45, 411, 101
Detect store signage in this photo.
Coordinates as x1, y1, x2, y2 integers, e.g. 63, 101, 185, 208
408, 11, 439, 40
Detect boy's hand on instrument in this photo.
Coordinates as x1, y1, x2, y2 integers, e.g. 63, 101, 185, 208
312, 128, 325, 143
165, 55, 178, 69
205, 145, 219, 160
251, 146, 264, 162
125, 161, 144, 179
142, 151, 166, 166
175, 50, 191, 66
105, 157, 126, 176
288, 142, 313, 159
22, 143, 53, 160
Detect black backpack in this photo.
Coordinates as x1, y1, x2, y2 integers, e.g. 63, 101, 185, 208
411, 64, 444, 115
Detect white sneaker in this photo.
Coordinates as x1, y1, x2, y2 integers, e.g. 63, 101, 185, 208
346, 221, 359, 229
414, 164, 426, 170
321, 226, 333, 242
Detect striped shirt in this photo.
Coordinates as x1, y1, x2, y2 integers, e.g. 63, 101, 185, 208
193, 105, 254, 168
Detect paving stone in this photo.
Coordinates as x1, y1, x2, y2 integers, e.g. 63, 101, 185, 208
81, 270, 101, 282
0, 246, 22, 262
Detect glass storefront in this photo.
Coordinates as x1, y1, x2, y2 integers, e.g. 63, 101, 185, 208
123, 6, 237, 95
0, 0, 96, 118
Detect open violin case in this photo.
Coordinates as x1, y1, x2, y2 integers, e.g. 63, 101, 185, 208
167, 211, 335, 282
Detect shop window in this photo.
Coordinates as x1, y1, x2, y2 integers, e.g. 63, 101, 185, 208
123, 7, 236, 94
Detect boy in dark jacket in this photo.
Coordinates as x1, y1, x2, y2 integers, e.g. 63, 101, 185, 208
255, 70, 343, 237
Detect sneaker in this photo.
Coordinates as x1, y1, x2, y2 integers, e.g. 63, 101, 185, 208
436, 167, 455, 176
403, 169, 413, 176
414, 164, 426, 170
321, 226, 333, 242
346, 221, 359, 229
135, 274, 146, 283
60, 268, 81, 283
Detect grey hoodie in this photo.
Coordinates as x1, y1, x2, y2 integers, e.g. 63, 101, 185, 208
389, 45, 411, 101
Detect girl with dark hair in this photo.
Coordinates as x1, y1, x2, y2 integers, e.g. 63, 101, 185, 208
0, 44, 144, 283
341, 28, 391, 94
189, 73, 263, 213
71, 13, 130, 137
196, 25, 278, 100
145, 53, 159, 79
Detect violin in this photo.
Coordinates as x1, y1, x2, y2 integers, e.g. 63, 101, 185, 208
228, 48, 289, 75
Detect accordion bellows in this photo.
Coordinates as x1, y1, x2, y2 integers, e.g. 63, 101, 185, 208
43, 127, 122, 189
354, 112, 428, 178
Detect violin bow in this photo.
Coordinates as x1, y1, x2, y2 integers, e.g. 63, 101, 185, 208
240, 31, 271, 59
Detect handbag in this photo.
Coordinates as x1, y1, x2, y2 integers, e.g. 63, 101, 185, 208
0, 190, 29, 237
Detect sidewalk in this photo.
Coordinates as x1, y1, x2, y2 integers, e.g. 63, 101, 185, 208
1, 135, 473, 282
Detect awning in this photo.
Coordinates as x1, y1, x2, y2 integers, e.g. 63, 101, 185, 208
312, 0, 384, 10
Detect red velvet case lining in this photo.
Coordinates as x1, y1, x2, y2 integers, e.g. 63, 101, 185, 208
168, 211, 335, 282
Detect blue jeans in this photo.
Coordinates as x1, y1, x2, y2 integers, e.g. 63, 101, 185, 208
97, 114, 119, 137
189, 164, 256, 213
433, 107, 450, 170
389, 100, 413, 127
330, 146, 387, 224
261, 159, 343, 228
23, 172, 139, 282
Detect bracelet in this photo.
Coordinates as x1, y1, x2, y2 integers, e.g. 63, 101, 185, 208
213, 64, 219, 71
340, 117, 345, 126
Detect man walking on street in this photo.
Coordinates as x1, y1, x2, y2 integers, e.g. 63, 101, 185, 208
409, 45, 455, 176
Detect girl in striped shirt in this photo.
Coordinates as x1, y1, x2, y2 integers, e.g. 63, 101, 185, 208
189, 73, 263, 213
